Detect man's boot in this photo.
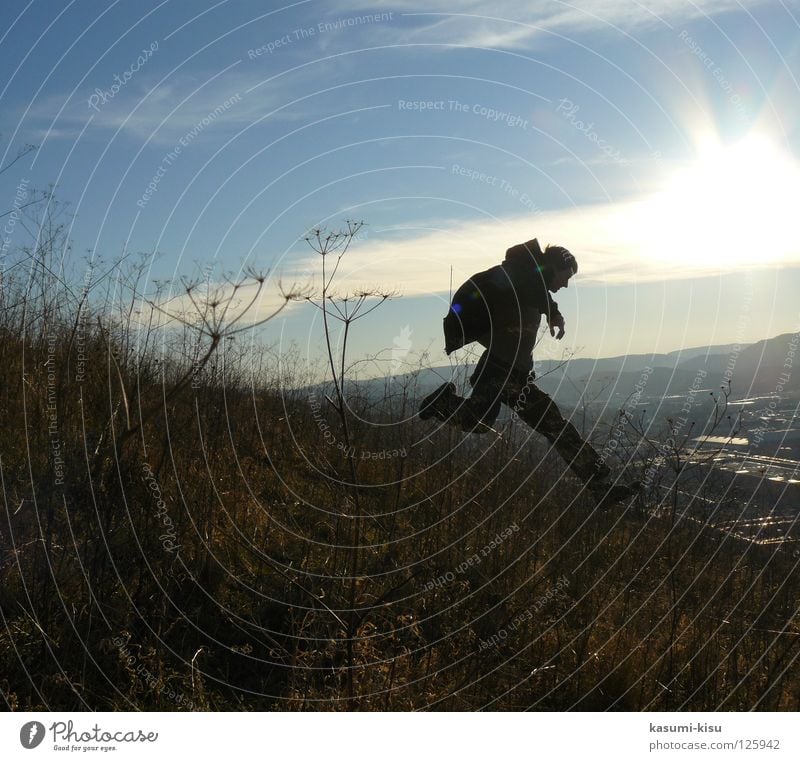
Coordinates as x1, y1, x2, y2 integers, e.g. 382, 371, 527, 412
418, 382, 499, 433
587, 475, 641, 509
418, 382, 458, 421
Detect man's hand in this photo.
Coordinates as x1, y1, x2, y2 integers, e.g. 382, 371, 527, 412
548, 311, 565, 340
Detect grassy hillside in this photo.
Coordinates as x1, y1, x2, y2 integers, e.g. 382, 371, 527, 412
1, 222, 798, 712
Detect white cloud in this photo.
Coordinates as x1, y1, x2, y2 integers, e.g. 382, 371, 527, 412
275, 131, 800, 297
284, 184, 800, 299
327, 0, 771, 49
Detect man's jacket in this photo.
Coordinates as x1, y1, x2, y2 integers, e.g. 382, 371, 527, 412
442, 239, 561, 365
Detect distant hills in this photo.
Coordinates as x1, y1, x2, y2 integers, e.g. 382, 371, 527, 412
534, 333, 799, 403
364, 332, 799, 407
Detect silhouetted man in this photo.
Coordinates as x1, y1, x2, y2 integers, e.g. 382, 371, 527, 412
419, 238, 637, 507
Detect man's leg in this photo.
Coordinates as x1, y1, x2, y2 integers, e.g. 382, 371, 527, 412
420, 360, 638, 504
511, 379, 610, 482
511, 380, 639, 506
461, 350, 505, 429
418, 351, 506, 432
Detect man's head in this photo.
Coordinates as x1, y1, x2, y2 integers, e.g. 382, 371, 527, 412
545, 245, 577, 292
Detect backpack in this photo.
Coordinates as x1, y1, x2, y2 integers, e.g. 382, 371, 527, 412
442, 239, 547, 355
442, 266, 508, 355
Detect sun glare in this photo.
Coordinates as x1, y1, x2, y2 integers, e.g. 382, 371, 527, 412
635, 133, 799, 271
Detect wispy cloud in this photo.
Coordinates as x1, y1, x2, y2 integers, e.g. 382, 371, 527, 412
27, 65, 303, 146
327, 0, 772, 49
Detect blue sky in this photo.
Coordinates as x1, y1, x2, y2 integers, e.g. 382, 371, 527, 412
2, 0, 799, 375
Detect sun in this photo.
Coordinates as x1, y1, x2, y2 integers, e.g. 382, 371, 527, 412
635, 133, 799, 271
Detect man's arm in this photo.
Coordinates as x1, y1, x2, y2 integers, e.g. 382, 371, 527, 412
547, 297, 566, 339
522, 268, 566, 340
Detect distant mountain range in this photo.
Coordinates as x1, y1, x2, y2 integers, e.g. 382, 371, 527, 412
356, 332, 799, 406
533, 333, 799, 403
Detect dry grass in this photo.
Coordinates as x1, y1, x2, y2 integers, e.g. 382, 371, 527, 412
1, 212, 799, 711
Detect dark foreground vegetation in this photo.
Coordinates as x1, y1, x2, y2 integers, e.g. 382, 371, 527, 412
2, 208, 799, 711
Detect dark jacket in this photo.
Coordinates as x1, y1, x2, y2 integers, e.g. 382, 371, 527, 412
443, 239, 561, 363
